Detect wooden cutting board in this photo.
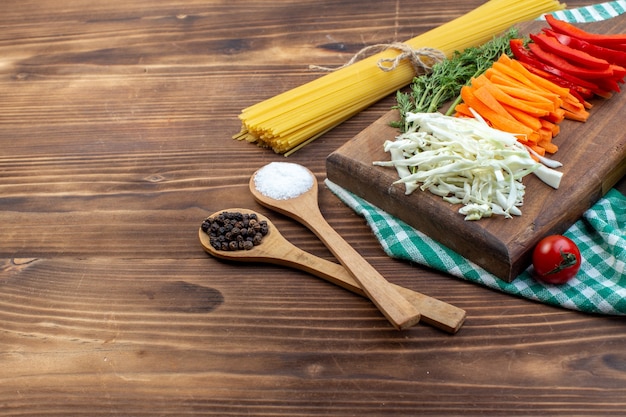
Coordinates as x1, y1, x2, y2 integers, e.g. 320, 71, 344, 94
326, 15, 626, 282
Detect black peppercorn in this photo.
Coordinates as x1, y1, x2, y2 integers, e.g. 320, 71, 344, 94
202, 211, 269, 251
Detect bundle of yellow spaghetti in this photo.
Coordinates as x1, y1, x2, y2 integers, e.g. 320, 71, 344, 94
233, 0, 565, 155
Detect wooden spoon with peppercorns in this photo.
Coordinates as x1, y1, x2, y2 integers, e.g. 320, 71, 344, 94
199, 208, 465, 334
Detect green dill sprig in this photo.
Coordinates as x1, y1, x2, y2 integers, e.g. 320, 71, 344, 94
393, 28, 522, 131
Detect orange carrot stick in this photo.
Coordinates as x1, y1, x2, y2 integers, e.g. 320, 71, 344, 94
540, 118, 560, 137
488, 74, 562, 107
508, 59, 571, 97
529, 144, 546, 157
562, 108, 590, 122
491, 62, 538, 91
502, 104, 543, 131
460, 85, 538, 143
561, 98, 588, 114
472, 75, 551, 117
472, 85, 518, 121
543, 107, 566, 124
538, 139, 558, 154
494, 84, 558, 106
538, 127, 553, 142
454, 102, 474, 118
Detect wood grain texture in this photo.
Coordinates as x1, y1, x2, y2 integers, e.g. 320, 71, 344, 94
1, 0, 625, 415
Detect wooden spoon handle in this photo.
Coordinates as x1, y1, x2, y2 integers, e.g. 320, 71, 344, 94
249, 170, 419, 329
301, 207, 422, 330
276, 244, 465, 333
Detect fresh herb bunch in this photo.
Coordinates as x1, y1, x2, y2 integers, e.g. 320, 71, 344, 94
394, 28, 522, 130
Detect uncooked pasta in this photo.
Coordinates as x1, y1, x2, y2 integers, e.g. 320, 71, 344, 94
233, 0, 566, 155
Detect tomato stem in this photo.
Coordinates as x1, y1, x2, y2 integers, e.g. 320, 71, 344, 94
545, 250, 578, 275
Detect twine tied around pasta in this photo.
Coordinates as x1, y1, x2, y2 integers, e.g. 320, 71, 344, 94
309, 42, 445, 75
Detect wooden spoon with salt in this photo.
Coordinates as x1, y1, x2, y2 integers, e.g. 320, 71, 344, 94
199, 208, 466, 333
249, 162, 422, 330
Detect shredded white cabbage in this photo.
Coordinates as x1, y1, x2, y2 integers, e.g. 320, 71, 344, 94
374, 112, 559, 221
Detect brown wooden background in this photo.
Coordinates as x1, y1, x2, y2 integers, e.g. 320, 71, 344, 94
1, 0, 625, 415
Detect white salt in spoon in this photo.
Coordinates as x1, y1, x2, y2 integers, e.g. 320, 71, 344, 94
249, 162, 422, 330
199, 208, 466, 333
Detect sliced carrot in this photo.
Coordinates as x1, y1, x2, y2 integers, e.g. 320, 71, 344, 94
456, 53, 596, 156
454, 102, 474, 118
502, 103, 543, 131
472, 75, 551, 117
469, 74, 489, 89
491, 62, 538, 91
538, 127, 553, 142
508, 59, 571, 97
516, 99, 557, 112
497, 53, 515, 66
508, 58, 592, 124
506, 59, 589, 123
460, 85, 538, 142
562, 97, 585, 114
529, 144, 546, 157
543, 108, 566, 124
486, 68, 565, 115
538, 139, 558, 154
496, 59, 586, 126
562, 108, 589, 122
561, 98, 588, 115
495, 84, 556, 104
485, 70, 538, 94
471, 85, 518, 122
485, 70, 517, 86
540, 119, 560, 137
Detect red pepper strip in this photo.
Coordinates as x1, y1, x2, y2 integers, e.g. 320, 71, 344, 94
593, 76, 621, 93
529, 33, 610, 69
518, 61, 593, 102
599, 44, 626, 54
534, 32, 626, 82
510, 40, 600, 91
545, 14, 626, 46
543, 29, 626, 67
528, 42, 615, 79
609, 64, 626, 81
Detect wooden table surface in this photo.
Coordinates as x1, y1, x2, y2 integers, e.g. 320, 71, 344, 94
1, 1, 625, 415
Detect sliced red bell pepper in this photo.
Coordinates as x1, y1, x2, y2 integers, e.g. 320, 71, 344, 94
543, 29, 626, 67
529, 33, 610, 69
510, 39, 610, 98
510, 40, 597, 88
518, 60, 594, 101
609, 64, 626, 81
545, 14, 626, 47
593, 77, 622, 94
528, 42, 615, 80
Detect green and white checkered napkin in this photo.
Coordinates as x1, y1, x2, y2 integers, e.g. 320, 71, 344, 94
326, 181, 626, 315
539, 0, 626, 22
325, 2, 626, 315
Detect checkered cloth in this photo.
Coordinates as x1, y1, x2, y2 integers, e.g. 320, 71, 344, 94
539, 0, 626, 22
325, 2, 626, 315
326, 181, 626, 315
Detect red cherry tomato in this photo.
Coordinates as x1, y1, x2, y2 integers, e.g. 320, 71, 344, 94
532, 235, 581, 284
